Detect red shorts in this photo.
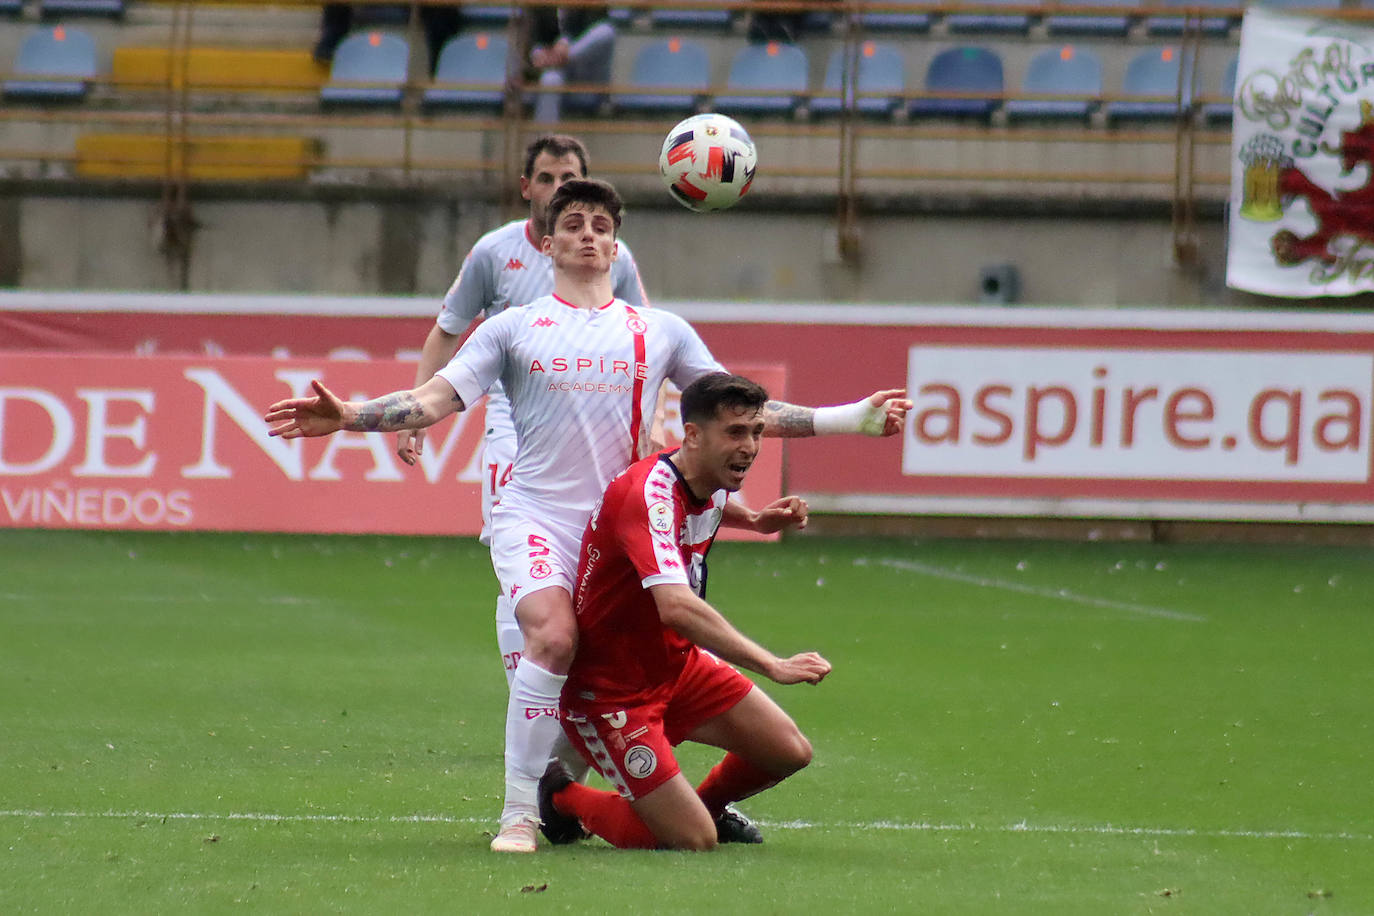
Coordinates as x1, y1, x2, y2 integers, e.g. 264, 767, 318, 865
561, 647, 754, 801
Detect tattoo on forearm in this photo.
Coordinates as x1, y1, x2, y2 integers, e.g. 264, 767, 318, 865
762, 400, 816, 438
350, 393, 425, 432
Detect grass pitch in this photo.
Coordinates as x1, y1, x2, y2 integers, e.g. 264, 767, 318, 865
1, 528, 1371, 914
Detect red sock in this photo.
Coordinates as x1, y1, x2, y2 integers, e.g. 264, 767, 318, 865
553, 783, 658, 850
695, 753, 781, 817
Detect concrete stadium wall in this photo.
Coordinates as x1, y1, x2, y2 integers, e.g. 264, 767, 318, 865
1, 187, 1276, 306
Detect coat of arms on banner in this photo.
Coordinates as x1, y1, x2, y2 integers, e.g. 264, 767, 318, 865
1226, 8, 1374, 298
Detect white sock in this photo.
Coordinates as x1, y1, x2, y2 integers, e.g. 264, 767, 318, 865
500, 659, 566, 824
552, 730, 593, 785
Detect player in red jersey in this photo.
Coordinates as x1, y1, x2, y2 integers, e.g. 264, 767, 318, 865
538, 372, 830, 850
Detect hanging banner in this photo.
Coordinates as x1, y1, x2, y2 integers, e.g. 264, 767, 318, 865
1226, 7, 1374, 298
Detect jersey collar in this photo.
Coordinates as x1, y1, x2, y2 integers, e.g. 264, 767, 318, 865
552, 293, 616, 310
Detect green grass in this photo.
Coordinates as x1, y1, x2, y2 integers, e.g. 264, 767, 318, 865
1, 529, 1371, 913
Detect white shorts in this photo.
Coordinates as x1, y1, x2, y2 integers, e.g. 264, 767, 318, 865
478, 431, 517, 547
488, 504, 586, 607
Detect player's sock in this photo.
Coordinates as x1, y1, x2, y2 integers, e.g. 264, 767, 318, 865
695, 752, 781, 818
500, 659, 566, 823
552, 782, 657, 850
552, 730, 593, 784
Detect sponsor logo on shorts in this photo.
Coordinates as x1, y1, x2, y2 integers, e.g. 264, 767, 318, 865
524, 706, 560, 720
530, 559, 552, 579
624, 745, 657, 779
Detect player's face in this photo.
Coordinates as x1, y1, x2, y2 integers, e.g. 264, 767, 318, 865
695, 405, 765, 493
544, 203, 618, 276
521, 151, 586, 234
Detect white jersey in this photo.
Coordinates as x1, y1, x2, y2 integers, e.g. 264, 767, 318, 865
437, 219, 647, 436
437, 294, 724, 521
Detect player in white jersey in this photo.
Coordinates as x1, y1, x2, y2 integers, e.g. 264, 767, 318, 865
265, 179, 913, 853
397, 135, 647, 689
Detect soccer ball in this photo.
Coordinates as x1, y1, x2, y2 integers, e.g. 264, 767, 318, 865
658, 113, 758, 212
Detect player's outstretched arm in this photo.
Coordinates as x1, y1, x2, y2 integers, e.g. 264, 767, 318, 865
650, 584, 830, 685
266, 376, 465, 440
721, 496, 809, 534
397, 322, 469, 465
761, 389, 913, 439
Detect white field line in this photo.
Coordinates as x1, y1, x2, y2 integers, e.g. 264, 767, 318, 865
859, 557, 1206, 623
0, 809, 1367, 843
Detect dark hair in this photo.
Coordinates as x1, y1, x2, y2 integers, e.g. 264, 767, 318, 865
680, 373, 770, 427
523, 135, 590, 178
547, 178, 624, 235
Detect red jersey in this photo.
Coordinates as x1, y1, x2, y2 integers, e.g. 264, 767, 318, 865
567, 451, 727, 703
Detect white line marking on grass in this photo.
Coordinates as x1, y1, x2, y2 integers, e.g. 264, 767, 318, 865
1, 809, 1367, 843
859, 557, 1206, 623
0, 593, 320, 606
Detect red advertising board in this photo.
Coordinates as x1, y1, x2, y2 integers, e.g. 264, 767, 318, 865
3, 292, 1373, 522
0, 354, 785, 535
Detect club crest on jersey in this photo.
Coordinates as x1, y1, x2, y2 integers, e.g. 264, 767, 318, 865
624, 745, 657, 779
626, 316, 647, 334
530, 559, 552, 579
648, 501, 674, 533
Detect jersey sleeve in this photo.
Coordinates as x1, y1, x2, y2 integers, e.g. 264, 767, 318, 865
612, 240, 649, 308
437, 244, 495, 334
615, 478, 690, 590
434, 308, 510, 408
662, 311, 727, 391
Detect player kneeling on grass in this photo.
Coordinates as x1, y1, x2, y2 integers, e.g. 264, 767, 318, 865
538, 372, 831, 851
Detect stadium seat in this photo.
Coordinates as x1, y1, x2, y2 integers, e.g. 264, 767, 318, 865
857, 0, 932, 33
1144, 0, 1234, 37
1004, 44, 1101, 123
1044, 0, 1135, 37
462, 5, 513, 25
422, 31, 507, 112
319, 31, 408, 108
908, 46, 1003, 121
3, 24, 97, 102
946, 0, 1034, 35
1104, 46, 1190, 124
0, 0, 23, 16
713, 41, 808, 118
611, 37, 709, 116
811, 41, 905, 119
39, 0, 124, 16
649, 0, 733, 31
1202, 55, 1237, 126
1265, 0, 1341, 6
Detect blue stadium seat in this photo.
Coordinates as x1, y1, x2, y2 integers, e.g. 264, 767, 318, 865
857, 0, 932, 33
611, 37, 708, 115
1044, 0, 1135, 37
946, 0, 1034, 35
811, 41, 905, 119
39, 0, 123, 16
1005, 45, 1101, 122
0, 0, 24, 16
649, 0, 733, 31
319, 31, 408, 108
1144, 0, 1234, 37
713, 41, 808, 118
1104, 46, 1190, 124
422, 31, 507, 112
1202, 55, 1237, 125
908, 46, 1003, 120
462, 6, 513, 25
3, 24, 97, 102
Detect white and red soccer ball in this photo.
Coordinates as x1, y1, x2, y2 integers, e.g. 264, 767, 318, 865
658, 113, 758, 212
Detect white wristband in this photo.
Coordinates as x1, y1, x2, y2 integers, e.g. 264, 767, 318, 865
812, 398, 885, 436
